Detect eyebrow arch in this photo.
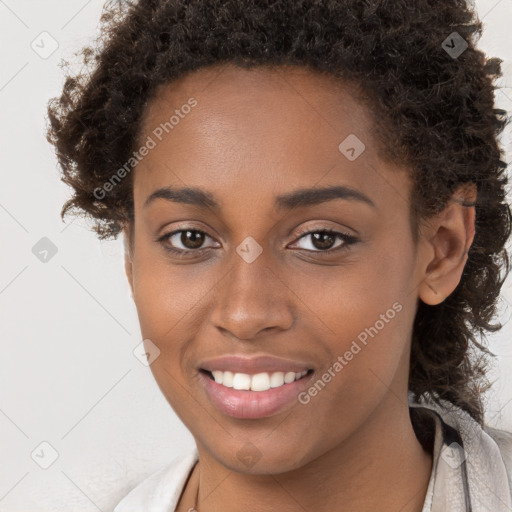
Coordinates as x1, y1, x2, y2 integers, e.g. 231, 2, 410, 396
143, 184, 376, 211
275, 185, 375, 211
144, 186, 219, 211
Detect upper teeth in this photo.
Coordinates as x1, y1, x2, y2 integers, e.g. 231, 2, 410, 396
210, 370, 308, 391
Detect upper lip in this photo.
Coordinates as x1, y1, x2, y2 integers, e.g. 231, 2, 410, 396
198, 355, 314, 375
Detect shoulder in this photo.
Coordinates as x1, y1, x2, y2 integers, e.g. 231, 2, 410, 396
413, 399, 512, 510
113, 448, 199, 512
484, 423, 512, 492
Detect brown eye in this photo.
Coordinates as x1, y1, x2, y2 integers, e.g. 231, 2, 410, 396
292, 230, 357, 252
158, 228, 219, 254
309, 232, 337, 250
179, 230, 206, 249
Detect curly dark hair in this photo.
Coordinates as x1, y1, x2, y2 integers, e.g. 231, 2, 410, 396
46, 0, 511, 425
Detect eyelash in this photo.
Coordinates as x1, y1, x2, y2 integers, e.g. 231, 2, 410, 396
156, 227, 358, 259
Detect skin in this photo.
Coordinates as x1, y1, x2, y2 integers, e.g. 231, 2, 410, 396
123, 63, 476, 512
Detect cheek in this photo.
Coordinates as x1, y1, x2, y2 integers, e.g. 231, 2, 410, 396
299, 239, 415, 389
130, 249, 219, 386
131, 241, 203, 334
296, 241, 412, 335
130, 256, 205, 408
288, 291, 413, 448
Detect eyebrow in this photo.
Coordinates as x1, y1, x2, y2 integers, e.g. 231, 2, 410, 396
143, 184, 376, 211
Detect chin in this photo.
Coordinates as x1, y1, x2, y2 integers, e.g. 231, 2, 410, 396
204, 438, 313, 476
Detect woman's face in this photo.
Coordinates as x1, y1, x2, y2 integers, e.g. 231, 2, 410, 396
125, 63, 430, 473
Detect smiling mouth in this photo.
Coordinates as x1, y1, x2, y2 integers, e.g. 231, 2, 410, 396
199, 368, 314, 392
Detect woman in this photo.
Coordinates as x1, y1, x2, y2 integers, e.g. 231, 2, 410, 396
46, 1, 512, 510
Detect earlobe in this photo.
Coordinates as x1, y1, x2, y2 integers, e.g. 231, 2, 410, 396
418, 184, 476, 306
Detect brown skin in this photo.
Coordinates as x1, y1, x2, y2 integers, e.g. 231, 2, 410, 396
123, 63, 476, 512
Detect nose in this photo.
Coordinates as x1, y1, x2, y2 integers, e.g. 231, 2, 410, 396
209, 249, 295, 341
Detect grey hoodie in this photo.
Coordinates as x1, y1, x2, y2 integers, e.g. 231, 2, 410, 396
412, 400, 512, 512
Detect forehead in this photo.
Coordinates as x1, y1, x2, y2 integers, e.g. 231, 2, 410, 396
140, 63, 375, 153
142, 63, 372, 122
134, 63, 411, 213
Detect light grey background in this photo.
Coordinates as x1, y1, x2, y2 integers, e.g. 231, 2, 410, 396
0, 1, 511, 511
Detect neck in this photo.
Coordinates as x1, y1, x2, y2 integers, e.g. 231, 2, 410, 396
188, 393, 433, 512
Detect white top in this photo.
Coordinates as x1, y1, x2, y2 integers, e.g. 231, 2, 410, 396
113, 402, 512, 512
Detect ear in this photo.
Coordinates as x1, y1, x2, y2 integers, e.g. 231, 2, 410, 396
417, 183, 477, 306
123, 226, 135, 298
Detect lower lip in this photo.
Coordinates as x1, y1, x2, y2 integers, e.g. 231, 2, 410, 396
199, 371, 313, 419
